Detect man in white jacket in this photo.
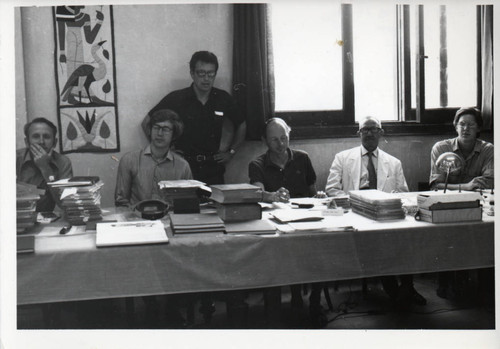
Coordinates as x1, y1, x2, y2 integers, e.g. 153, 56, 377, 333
326, 116, 408, 196
325, 116, 426, 307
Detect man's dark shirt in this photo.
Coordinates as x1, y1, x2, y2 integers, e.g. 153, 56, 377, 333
148, 85, 244, 156
248, 148, 317, 198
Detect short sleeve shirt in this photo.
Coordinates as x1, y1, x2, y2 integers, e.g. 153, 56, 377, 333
148, 85, 244, 155
248, 148, 317, 198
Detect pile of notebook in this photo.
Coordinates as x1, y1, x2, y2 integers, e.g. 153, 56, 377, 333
349, 189, 405, 220
169, 213, 225, 235
417, 191, 483, 223
16, 182, 41, 233
49, 176, 104, 225
210, 183, 263, 222
158, 179, 208, 213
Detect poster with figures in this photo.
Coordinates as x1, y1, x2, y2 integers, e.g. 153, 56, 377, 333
53, 5, 120, 153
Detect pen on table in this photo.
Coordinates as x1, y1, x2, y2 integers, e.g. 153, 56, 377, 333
110, 222, 155, 227
291, 202, 314, 209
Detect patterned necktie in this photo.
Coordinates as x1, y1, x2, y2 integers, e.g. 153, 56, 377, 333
367, 152, 377, 189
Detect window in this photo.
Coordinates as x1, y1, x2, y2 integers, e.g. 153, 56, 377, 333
270, 2, 484, 135
271, 2, 343, 111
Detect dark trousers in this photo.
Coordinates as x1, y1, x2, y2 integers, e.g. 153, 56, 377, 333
381, 275, 414, 299
188, 159, 225, 185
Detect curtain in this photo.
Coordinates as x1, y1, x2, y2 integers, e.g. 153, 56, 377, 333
233, 4, 275, 140
480, 5, 493, 130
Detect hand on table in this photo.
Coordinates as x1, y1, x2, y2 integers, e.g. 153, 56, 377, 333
272, 187, 290, 203
314, 191, 327, 198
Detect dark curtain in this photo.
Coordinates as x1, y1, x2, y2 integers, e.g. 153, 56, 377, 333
480, 5, 493, 130
233, 4, 275, 140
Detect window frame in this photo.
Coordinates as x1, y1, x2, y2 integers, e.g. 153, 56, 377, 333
273, 3, 488, 140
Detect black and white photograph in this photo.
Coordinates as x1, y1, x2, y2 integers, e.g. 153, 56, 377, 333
1, 0, 498, 348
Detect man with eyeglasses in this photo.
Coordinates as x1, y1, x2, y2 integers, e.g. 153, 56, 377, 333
142, 51, 246, 185
430, 107, 494, 302
325, 116, 426, 309
115, 109, 192, 207
326, 116, 408, 196
430, 107, 493, 191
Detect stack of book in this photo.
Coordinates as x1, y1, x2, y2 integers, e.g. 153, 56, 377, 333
169, 213, 225, 235
349, 189, 406, 220
49, 176, 104, 225
417, 191, 483, 223
16, 182, 41, 233
210, 184, 263, 222
158, 179, 208, 213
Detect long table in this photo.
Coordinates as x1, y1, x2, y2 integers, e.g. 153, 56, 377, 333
17, 206, 494, 305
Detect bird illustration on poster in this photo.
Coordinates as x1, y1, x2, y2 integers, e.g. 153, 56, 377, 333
54, 5, 119, 154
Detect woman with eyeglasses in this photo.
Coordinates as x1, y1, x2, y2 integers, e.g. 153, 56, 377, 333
429, 107, 494, 191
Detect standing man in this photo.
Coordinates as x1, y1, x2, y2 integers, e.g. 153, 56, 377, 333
17, 117, 73, 212
249, 117, 326, 328
143, 51, 246, 185
326, 116, 426, 308
115, 109, 192, 207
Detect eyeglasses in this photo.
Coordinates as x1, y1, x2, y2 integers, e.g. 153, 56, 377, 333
457, 122, 478, 129
194, 70, 216, 78
152, 125, 173, 134
359, 127, 381, 134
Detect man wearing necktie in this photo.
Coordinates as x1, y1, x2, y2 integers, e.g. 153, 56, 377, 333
325, 116, 426, 308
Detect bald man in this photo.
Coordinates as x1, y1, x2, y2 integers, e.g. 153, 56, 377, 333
326, 116, 426, 309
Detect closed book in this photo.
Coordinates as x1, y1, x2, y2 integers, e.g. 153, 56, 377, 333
96, 220, 168, 247
225, 219, 276, 235
418, 207, 482, 223
210, 184, 262, 204
417, 191, 482, 210
169, 213, 225, 234
216, 203, 262, 222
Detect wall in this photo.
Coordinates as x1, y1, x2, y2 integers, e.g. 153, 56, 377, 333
227, 134, 451, 193
18, 4, 233, 206
17, 4, 487, 206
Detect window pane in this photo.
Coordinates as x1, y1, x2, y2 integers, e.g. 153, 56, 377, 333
420, 4, 477, 108
353, 2, 397, 121
271, 2, 342, 111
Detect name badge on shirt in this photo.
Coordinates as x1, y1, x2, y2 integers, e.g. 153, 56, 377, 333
215, 111, 224, 117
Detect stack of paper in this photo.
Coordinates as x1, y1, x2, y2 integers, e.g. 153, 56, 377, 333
158, 179, 209, 212
49, 177, 104, 225
349, 189, 405, 220
96, 220, 168, 247
16, 182, 41, 233
169, 213, 225, 234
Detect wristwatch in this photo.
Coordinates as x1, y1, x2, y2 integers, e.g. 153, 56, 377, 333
229, 148, 236, 155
